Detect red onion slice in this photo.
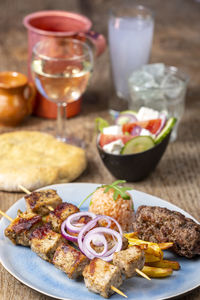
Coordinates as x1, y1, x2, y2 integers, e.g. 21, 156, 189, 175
131, 125, 142, 136
61, 220, 78, 243
115, 113, 137, 125
66, 212, 96, 234
82, 232, 108, 259
155, 113, 167, 136
80, 227, 122, 261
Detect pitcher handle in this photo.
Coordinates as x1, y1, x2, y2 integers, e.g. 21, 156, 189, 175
26, 82, 36, 114
85, 31, 106, 56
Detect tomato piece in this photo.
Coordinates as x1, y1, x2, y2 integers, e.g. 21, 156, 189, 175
122, 119, 162, 134
99, 134, 132, 147
145, 119, 162, 134
122, 123, 142, 134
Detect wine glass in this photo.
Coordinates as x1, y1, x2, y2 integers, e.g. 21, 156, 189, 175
31, 38, 93, 146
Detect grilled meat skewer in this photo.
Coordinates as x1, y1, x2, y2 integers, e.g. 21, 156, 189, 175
83, 258, 123, 298
4, 212, 42, 246
3, 208, 146, 299
25, 189, 62, 216
48, 202, 80, 232
113, 245, 145, 278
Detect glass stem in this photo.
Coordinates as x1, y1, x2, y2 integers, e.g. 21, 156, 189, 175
56, 102, 67, 142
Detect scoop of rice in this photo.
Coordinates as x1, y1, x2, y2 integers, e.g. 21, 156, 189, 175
89, 187, 134, 232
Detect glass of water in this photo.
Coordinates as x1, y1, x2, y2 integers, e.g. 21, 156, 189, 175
108, 5, 154, 114
31, 38, 93, 146
128, 64, 189, 141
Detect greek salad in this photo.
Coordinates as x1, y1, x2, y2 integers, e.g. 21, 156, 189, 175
96, 107, 176, 155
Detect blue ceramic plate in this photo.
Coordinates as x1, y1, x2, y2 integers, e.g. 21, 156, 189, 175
0, 183, 199, 300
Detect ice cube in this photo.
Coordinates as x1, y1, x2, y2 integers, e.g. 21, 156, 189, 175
142, 63, 165, 79
129, 70, 159, 91
161, 74, 184, 99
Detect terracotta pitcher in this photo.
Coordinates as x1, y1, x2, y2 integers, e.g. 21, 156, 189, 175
0, 71, 35, 126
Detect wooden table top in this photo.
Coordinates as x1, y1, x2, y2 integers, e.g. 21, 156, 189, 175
0, 0, 199, 299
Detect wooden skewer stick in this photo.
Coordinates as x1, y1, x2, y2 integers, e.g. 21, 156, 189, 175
18, 184, 31, 195
0, 209, 13, 222
136, 268, 151, 281
18, 185, 54, 211
111, 285, 128, 298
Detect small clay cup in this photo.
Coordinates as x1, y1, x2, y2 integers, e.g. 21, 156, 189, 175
0, 71, 36, 126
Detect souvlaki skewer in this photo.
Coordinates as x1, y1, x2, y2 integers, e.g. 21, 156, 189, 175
18, 184, 149, 280
1, 208, 148, 298
1, 185, 148, 298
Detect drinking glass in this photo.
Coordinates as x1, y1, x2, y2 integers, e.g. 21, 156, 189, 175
31, 38, 93, 146
108, 5, 154, 114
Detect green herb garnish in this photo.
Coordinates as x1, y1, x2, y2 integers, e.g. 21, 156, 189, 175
78, 180, 132, 208
95, 117, 110, 133
103, 180, 132, 200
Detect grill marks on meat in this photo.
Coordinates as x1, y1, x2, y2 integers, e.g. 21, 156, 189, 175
134, 205, 200, 258
4, 212, 42, 246
53, 242, 89, 279
48, 202, 79, 232
30, 223, 63, 262
113, 245, 145, 278
83, 258, 123, 298
25, 189, 62, 216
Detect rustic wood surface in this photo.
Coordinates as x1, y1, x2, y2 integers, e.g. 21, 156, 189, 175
0, 0, 199, 299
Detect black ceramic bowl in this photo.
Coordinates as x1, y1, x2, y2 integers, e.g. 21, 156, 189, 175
97, 132, 171, 182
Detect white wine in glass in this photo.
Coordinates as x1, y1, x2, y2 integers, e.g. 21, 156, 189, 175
31, 38, 93, 146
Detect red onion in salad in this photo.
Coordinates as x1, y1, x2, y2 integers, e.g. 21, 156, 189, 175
155, 113, 167, 136
130, 125, 142, 136
115, 113, 137, 125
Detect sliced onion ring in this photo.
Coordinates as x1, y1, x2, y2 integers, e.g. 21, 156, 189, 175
66, 212, 96, 234
82, 232, 108, 259
61, 220, 78, 243
80, 227, 122, 262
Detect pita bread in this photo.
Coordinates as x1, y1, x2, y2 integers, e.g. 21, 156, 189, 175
0, 131, 87, 192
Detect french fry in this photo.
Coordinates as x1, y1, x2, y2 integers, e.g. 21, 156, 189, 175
142, 266, 173, 278
124, 232, 138, 239
128, 238, 163, 260
158, 242, 173, 250
146, 260, 180, 270
145, 253, 161, 263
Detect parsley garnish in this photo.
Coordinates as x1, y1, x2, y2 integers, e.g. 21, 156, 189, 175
78, 180, 132, 208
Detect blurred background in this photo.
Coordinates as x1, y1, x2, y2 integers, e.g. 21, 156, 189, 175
0, 0, 200, 113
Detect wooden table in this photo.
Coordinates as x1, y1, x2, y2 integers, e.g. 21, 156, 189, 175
0, 0, 199, 299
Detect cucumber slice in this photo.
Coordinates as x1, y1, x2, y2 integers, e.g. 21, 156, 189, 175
155, 117, 176, 144
121, 136, 155, 154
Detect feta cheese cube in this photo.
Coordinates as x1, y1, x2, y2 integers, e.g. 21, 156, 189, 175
103, 139, 124, 155
137, 107, 159, 121
140, 128, 152, 137
103, 125, 122, 135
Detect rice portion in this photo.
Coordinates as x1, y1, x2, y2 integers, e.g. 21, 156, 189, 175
89, 187, 134, 232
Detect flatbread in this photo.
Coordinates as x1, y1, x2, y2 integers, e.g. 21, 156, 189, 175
0, 131, 87, 192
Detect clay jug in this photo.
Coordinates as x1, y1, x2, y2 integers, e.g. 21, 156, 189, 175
0, 71, 35, 126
